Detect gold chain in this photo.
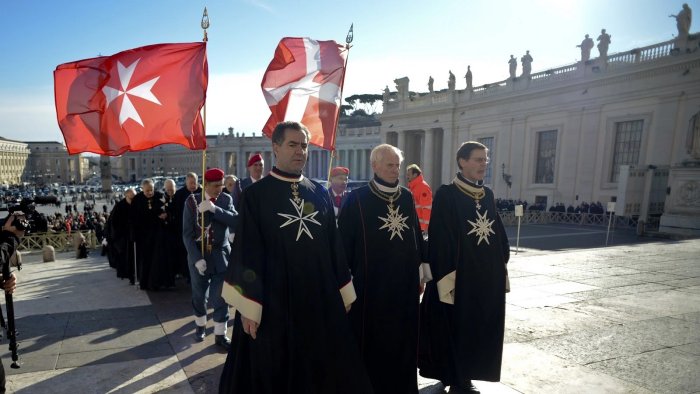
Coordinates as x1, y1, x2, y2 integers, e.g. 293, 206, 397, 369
453, 178, 486, 209
369, 180, 401, 208
291, 182, 301, 204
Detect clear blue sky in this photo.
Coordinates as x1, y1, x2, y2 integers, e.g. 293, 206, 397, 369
0, 0, 696, 142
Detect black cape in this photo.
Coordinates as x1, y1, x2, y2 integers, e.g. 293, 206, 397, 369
219, 169, 373, 394
107, 198, 135, 282
418, 179, 509, 384
131, 191, 164, 290
146, 192, 177, 289
338, 182, 423, 394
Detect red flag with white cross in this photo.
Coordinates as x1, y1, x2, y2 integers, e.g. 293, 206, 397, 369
261, 37, 348, 151
54, 42, 208, 156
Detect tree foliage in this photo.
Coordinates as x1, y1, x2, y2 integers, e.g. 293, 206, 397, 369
344, 93, 383, 114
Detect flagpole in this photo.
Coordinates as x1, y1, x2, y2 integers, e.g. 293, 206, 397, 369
327, 23, 353, 184
200, 7, 209, 253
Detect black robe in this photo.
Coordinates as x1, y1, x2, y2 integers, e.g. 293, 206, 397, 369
145, 192, 177, 289
338, 182, 423, 394
418, 178, 510, 384
108, 199, 135, 282
219, 169, 373, 394
132, 191, 164, 290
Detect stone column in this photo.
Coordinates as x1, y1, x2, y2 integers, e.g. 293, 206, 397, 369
423, 129, 435, 186
397, 131, 406, 185
440, 127, 453, 185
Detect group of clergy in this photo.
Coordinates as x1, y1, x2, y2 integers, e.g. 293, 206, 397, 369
218, 122, 509, 394
108, 120, 510, 394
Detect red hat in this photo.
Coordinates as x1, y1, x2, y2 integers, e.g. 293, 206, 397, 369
330, 166, 350, 177
247, 153, 263, 167
204, 168, 225, 182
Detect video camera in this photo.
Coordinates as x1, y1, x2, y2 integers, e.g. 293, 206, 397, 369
0, 211, 29, 233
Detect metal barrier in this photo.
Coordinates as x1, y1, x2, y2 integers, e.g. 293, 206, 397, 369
17, 231, 97, 252
498, 211, 638, 229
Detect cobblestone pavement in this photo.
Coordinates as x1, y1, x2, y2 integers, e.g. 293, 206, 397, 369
2, 233, 697, 393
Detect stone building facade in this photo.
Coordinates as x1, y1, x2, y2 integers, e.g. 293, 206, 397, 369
0, 137, 30, 185
381, 34, 700, 209
25, 142, 90, 185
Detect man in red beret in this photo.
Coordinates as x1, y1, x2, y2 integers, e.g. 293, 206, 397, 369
329, 166, 350, 218
182, 167, 238, 350
240, 153, 264, 190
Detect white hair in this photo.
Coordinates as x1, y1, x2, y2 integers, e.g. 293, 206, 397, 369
140, 178, 154, 188
370, 144, 404, 164
164, 179, 176, 189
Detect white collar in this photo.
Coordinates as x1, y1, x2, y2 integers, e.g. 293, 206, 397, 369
372, 179, 399, 193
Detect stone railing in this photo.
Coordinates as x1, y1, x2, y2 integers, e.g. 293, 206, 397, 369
607, 39, 676, 69
383, 34, 697, 114
17, 230, 97, 252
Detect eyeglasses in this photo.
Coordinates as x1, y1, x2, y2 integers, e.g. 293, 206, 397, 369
471, 157, 490, 164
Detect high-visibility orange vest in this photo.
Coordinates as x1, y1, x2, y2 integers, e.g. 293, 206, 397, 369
408, 174, 433, 232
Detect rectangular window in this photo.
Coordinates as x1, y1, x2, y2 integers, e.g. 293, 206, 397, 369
610, 120, 643, 182
477, 137, 494, 185
535, 130, 557, 184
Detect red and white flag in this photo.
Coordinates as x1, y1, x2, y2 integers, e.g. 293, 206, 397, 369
54, 42, 208, 156
261, 37, 348, 151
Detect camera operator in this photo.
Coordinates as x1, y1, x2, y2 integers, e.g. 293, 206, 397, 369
0, 215, 20, 392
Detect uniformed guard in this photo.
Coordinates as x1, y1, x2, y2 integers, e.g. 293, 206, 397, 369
182, 168, 238, 349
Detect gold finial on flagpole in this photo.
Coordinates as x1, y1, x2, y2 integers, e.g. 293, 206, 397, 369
201, 7, 210, 42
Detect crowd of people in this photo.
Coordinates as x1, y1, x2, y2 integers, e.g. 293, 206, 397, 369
495, 198, 607, 214
45, 121, 511, 394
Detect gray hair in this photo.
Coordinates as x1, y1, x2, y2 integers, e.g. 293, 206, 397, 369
164, 179, 176, 189
186, 172, 198, 181
140, 178, 154, 188
370, 144, 404, 164
125, 187, 136, 197
224, 174, 237, 183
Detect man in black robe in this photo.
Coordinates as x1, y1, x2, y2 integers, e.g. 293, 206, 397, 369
220, 121, 372, 394
338, 144, 426, 394
418, 141, 510, 394
108, 188, 136, 283
146, 179, 178, 290
131, 179, 164, 290
172, 173, 202, 280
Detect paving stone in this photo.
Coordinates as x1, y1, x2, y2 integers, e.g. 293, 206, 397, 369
673, 342, 700, 356
588, 348, 700, 394
661, 277, 700, 288
671, 312, 700, 324
529, 317, 700, 364
56, 341, 174, 368
676, 285, 700, 294
573, 275, 648, 288
616, 272, 686, 283
568, 289, 700, 323
501, 343, 653, 394
509, 274, 565, 287
534, 281, 599, 294
507, 294, 578, 309
8, 355, 193, 394
506, 305, 616, 342
59, 326, 168, 354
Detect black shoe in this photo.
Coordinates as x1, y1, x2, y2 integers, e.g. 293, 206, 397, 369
194, 326, 206, 342
448, 382, 480, 394
215, 335, 231, 350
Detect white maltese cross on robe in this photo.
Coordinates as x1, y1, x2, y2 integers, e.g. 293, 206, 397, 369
378, 205, 409, 241
467, 209, 495, 245
278, 198, 321, 241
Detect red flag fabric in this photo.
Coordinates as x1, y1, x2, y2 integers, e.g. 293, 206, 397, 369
261, 37, 348, 151
54, 42, 208, 156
